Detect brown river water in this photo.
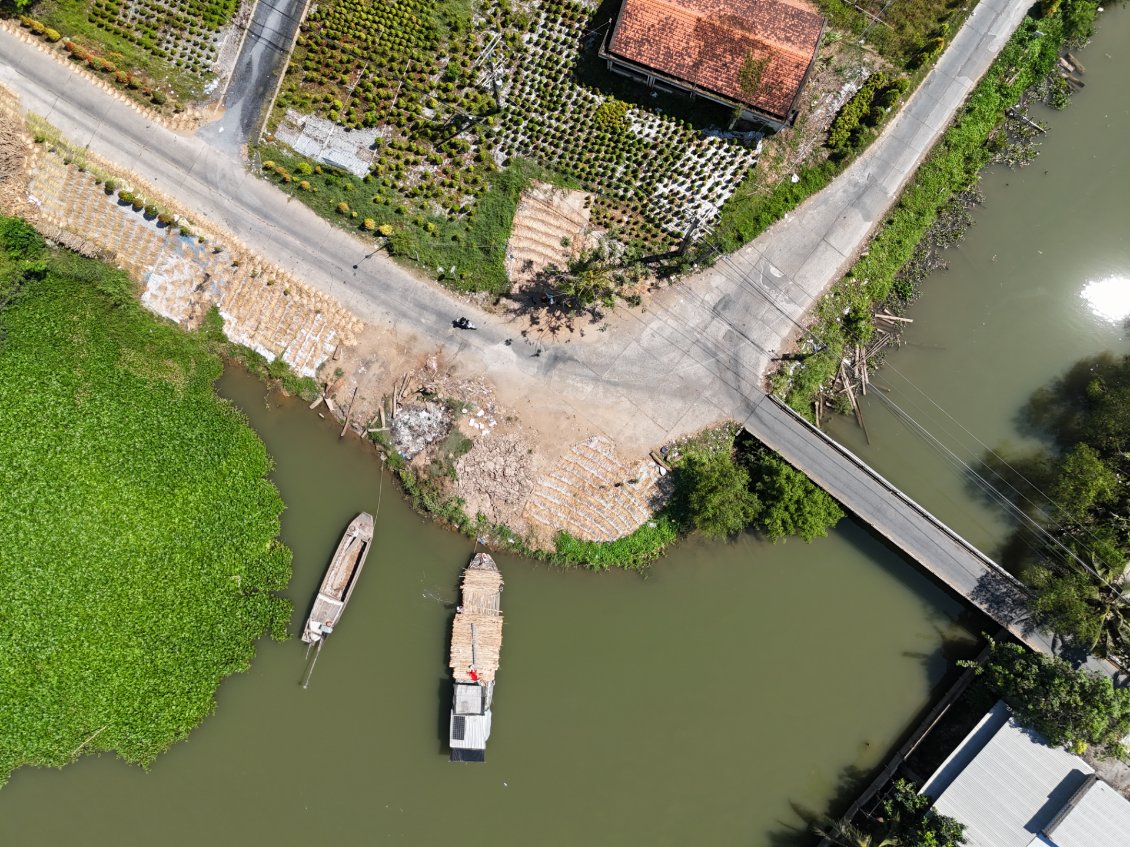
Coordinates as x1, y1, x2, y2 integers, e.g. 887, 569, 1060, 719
1, 6, 1126, 844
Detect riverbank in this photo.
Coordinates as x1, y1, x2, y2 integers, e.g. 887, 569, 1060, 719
0, 349, 982, 844
773, 0, 1101, 414
0, 0, 1050, 569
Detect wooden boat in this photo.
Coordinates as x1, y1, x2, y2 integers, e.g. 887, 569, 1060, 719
448, 552, 504, 762
301, 512, 374, 644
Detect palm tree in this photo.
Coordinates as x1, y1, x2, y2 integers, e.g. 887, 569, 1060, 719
813, 817, 899, 847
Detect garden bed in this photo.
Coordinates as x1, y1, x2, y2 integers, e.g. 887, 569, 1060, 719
264, 0, 762, 289
19, 0, 247, 104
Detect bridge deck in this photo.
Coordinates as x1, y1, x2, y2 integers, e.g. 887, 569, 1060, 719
744, 395, 1117, 679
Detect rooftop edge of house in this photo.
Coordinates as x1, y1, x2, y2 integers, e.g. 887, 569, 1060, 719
604, 0, 825, 123
922, 701, 1130, 847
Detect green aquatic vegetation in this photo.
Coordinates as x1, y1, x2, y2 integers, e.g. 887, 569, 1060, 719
551, 518, 679, 571
0, 232, 291, 785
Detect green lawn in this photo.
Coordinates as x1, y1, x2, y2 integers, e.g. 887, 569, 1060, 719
0, 219, 291, 784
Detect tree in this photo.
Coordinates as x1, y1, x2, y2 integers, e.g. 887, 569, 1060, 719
881, 779, 966, 847
814, 817, 899, 847
542, 243, 623, 315
1027, 554, 1130, 662
1049, 443, 1116, 522
992, 353, 1130, 660
673, 449, 761, 539
962, 639, 1130, 758
744, 447, 844, 542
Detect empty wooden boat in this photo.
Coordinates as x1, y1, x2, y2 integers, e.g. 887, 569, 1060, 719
301, 512, 374, 644
448, 552, 503, 762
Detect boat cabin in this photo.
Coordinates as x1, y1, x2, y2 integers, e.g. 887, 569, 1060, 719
450, 683, 493, 763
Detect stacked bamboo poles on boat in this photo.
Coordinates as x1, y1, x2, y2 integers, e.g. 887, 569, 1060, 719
450, 555, 503, 683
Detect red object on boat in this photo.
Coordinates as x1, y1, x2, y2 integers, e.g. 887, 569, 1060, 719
469, 669, 479, 681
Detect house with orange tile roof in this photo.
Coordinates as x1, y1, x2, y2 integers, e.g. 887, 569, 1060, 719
599, 0, 825, 129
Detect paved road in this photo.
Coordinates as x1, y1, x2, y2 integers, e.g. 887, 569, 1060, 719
197, 0, 308, 156
3, 0, 1092, 670
0, 0, 1033, 453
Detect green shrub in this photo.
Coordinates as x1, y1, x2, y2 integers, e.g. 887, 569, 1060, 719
963, 639, 1130, 758
0, 218, 45, 260
828, 72, 888, 152
913, 37, 946, 69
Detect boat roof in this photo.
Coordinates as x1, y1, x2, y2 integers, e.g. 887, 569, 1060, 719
450, 712, 491, 753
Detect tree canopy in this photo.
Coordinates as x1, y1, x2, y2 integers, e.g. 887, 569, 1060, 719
963, 640, 1130, 758
986, 353, 1130, 664
670, 431, 843, 542
674, 448, 761, 539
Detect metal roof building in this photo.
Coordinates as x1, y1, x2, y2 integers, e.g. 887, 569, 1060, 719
921, 701, 1130, 847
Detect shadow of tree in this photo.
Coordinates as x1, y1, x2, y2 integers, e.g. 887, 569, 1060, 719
763, 764, 872, 847
969, 568, 1034, 635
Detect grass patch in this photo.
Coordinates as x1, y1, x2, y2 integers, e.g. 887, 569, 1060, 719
551, 518, 679, 572
256, 146, 558, 293
0, 221, 291, 785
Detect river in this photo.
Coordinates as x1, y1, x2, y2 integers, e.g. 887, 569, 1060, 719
0, 363, 976, 845
827, 3, 1130, 559
3, 8, 1126, 846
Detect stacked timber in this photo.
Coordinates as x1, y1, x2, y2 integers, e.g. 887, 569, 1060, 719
448, 553, 504, 762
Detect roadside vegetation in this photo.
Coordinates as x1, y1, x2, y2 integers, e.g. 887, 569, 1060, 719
11, 0, 242, 105
373, 422, 842, 571
0, 217, 292, 785
772, 0, 1099, 414
708, 0, 974, 254
978, 353, 1130, 666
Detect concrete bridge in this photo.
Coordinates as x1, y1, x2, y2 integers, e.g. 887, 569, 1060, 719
744, 393, 1121, 678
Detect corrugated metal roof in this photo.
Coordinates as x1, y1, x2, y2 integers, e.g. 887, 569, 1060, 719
1046, 779, 1130, 847
926, 701, 1130, 847
449, 710, 491, 752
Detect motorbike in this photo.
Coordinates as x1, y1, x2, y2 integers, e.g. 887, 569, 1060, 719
453, 317, 477, 330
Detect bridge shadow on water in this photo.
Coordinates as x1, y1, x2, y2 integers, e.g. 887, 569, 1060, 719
836, 517, 996, 640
